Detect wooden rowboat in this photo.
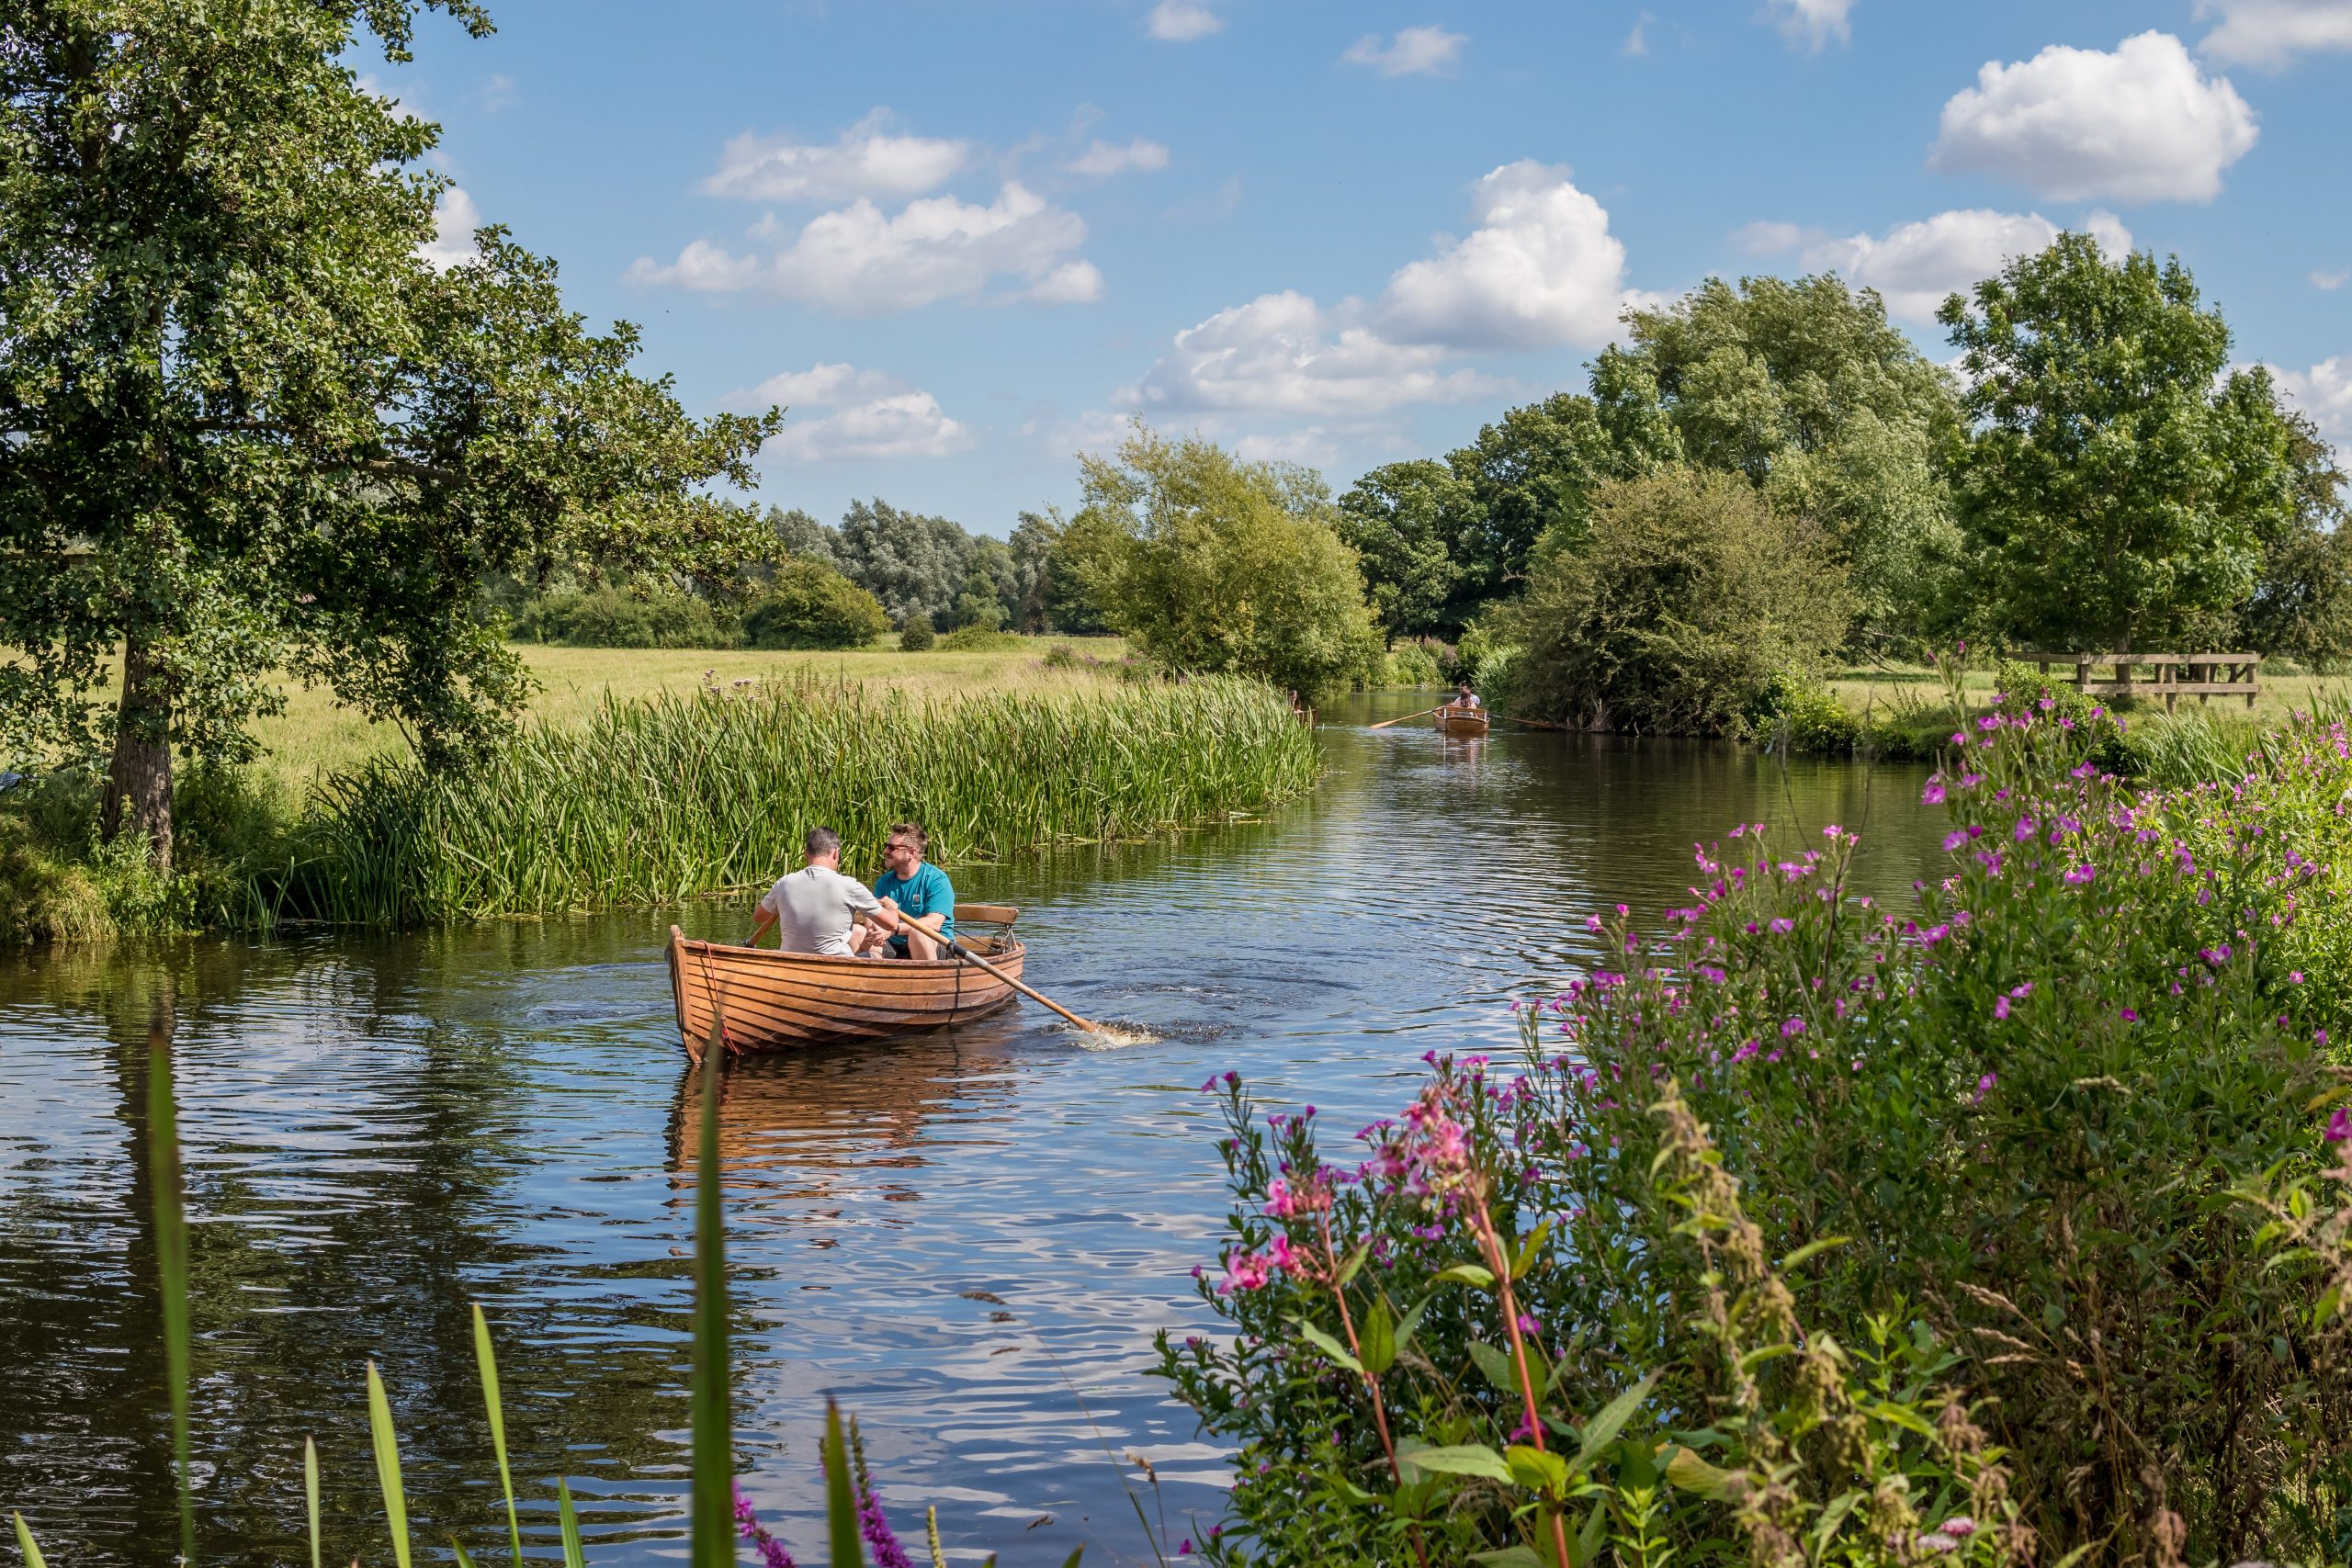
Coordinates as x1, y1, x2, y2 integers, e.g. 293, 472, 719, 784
1434, 701, 1490, 737
667, 905, 1025, 1061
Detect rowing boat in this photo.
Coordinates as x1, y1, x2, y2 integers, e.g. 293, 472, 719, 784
1434, 701, 1490, 736
667, 905, 1025, 1061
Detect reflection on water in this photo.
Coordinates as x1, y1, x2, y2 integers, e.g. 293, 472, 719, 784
0, 695, 1943, 1564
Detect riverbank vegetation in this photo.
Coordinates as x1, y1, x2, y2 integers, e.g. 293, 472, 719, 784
1166, 670, 2352, 1567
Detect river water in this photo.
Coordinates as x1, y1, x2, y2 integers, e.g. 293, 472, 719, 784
0, 696, 1945, 1565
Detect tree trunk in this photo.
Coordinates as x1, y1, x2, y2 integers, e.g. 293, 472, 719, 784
102, 635, 175, 874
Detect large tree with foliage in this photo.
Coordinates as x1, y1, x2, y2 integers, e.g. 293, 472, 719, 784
2230, 410, 2352, 669
1067, 426, 1381, 700
1335, 460, 1472, 642
1940, 234, 2300, 654
829, 498, 974, 631
1442, 392, 1619, 609
0, 0, 776, 869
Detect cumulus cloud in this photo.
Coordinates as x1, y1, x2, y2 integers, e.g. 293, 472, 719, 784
1741, 208, 2134, 321
2313, 268, 2351, 290
627, 183, 1095, 314
1374, 161, 1634, 350
1770, 0, 1854, 51
1930, 32, 2258, 203
702, 109, 971, 203
2273, 358, 2352, 449
1119, 290, 1504, 419
1342, 26, 1467, 76
2196, 0, 2352, 68
1148, 1, 1222, 40
1067, 137, 1171, 177
729, 363, 976, 462
417, 186, 481, 270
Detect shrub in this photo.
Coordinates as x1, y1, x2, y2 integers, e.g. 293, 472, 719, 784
741, 559, 890, 650
899, 617, 936, 651
1166, 670, 2352, 1565
936, 625, 1022, 652
512, 584, 741, 649
1377, 639, 1442, 689
1500, 467, 1852, 735
1039, 642, 1080, 670
1756, 671, 1862, 753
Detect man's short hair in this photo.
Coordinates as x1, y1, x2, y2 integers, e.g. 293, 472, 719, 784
805, 827, 842, 858
888, 822, 928, 854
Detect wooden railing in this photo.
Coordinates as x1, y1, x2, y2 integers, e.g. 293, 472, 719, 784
2023, 652, 2262, 711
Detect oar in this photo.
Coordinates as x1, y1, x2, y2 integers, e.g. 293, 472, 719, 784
855, 912, 1110, 1035
1368, 706, 1440, 730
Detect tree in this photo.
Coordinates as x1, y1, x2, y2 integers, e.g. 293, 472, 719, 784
742, 560, 890, 649
1335, 461, 1471, 642
1442, 393, 1617, 615
830, 499, 973, 630
1940, 234, 2299, 653
2233, 411, 2352, 669
1499, 467, 1852, 735
1762, 410, 1956, 653
1069, 427, 1382, 701
0, 0, 777, 870
764, 505, 841, 570
948, 536, 1016, 629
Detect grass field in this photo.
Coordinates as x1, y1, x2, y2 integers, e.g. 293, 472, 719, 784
252, 635, 1134, 785
1825, 661, 2352, 729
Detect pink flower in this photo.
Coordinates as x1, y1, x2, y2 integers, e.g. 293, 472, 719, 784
2120, 1008, 2139, 1022
2327, 1107, 2351, 1144
1993, 996, 2011, 1021
1781, 1016, 1806, 1037
1218, 1250, 1277, 1293
1972, 1073, 1996, 1105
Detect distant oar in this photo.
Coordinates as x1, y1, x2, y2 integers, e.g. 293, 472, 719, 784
854, 912, 1109, 1036
1368, 706, 1440, 730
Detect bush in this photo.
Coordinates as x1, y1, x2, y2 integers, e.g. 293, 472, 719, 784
1376, 639, 1442, 688
1756, 670, 1862, 753
899, 617, 936, 651
511, 584, 740, 649
935, 625, 1022, 652
1039, 642, 1080, 670
1165, 673, 2352, 1565
1500, 467, 1852, 734
741, 559, 891, 650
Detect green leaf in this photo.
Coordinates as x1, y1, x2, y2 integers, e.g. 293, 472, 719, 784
12, 1513, 47, 1568
1059, 1551, 1085, 1568
1574, 1371, 1659, 1472
1430, 1263, 1496, 1290
1467, 1340, 1518, 1393
1862, 1400, 1939, 1440
1473, 1549, 1548, 1568
1335, 1242, 1372, 1287
304, 1436, 322, 1568
1780, 1235, 1852, 1271
1505, 1444, 1569, 1495
557, 1478, 587, 1568
1394, 1295, 1429, 1360
1510, 1220, 1553, 1280
1359, 1297, 1397, 1378
1809, 1490, 1865, 1558
452, 1540, 481, 1568
1577, 1498, 1608, 1568
367, 1360, 413, 1568
1664, 1444, 1745, 1501
1736, 1344, 1797, 1373
1292, 1316, 1365, 1375
1397, 1443, 1515, 1483
472, 1304, 526, 1568
691, 1058, 734, 1568
824, 1399, 867, 1568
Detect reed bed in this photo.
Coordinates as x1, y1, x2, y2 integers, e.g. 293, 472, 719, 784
290, 673, 1318, 925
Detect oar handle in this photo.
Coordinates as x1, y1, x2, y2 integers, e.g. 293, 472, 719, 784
942, 934, 1104, 1034
1367, 706, 1441, 730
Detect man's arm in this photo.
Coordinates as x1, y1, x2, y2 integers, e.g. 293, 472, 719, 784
749, 906, 777, 946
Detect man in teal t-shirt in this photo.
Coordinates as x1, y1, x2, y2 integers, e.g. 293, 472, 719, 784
873, 822, 956, 960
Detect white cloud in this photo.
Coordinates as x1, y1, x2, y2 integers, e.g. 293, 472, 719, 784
1341, 26, 1467, 77
725, 363, 905, 411
2196, 0, 2352, 68
1770, 0, 1854, 51
627, 183, 1095, 314
1119, 290, 1503, 419
2274, 358, 2352, 449
730, 363, 975, 462
1743, 208, 2133, 321
1374, 161, 1634, 350
1148, 1, 1222, 41
1623, 15, 1651, 56
1067, 137, 1171, 177
418, 186, 481, 270
1930, 32, 2258, 203
702, 109, 971, 203
1234, 427, 1340, 466
2313, 268, 2351, 290
481, 73, 515, 111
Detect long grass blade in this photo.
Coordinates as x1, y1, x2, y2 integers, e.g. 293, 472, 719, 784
451, 1541, 480, 1568
146, 1024, 194, 1564
557, 1478, 587, 1568
471, 1304, 526, 1568
303, 1436, 322, 1568
366, 1361, 412, 1568
822, 1399, 865, 1568
690, 1022, 732, 1568
11, 1513, 46, 1568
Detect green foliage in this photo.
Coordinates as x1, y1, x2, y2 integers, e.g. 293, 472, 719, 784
293, 674, 1319, 923
1444, 393, 1623, 615
1336, 460, 1473, 641
1941, 233, 2300, 653
1069, 426, 1384, 702
831, 498, 979, 631
1501, 467, 1853, 734
742, 560, 891, 650
0, 1, 778, 863
2234, 412, 2352, 670
1379, 641, 1442, 689
936, 625, 1023, 651
1755, 671, 1862, 754
512, 585, 741, 649
898, 618, 937, 651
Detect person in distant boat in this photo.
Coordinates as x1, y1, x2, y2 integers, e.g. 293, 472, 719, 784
873, 822, 956, 960
751, 827, 905, 957
1455, 683, 1481, 709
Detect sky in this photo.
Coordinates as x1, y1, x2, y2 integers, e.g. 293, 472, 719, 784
382, 0, 2352, 537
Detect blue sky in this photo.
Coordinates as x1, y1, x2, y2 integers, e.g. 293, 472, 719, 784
385, 0, 2352, 536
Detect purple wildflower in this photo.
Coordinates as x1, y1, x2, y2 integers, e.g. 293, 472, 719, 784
2328, 1107, 2351, 1144
734, 1481, 799, 1568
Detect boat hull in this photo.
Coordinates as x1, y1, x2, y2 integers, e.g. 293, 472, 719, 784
1434, 703, 1490, 736
668, 926, 1023, 1060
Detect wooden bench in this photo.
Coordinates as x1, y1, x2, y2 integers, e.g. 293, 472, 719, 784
2023, 652, 2262, 711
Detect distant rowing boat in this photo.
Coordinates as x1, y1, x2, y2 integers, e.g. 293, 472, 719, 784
1434, 702, 1490, 737
667, 907, 1025, 1060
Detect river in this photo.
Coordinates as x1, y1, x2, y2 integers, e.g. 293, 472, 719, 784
0, 695, 1945, 1565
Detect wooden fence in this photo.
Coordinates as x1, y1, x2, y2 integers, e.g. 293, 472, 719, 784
2023, 652, 2262, 711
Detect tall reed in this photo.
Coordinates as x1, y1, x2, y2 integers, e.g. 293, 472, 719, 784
288, 673, 1317, 925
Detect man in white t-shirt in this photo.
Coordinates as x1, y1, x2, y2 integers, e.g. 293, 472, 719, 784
749, 827, 907, 957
